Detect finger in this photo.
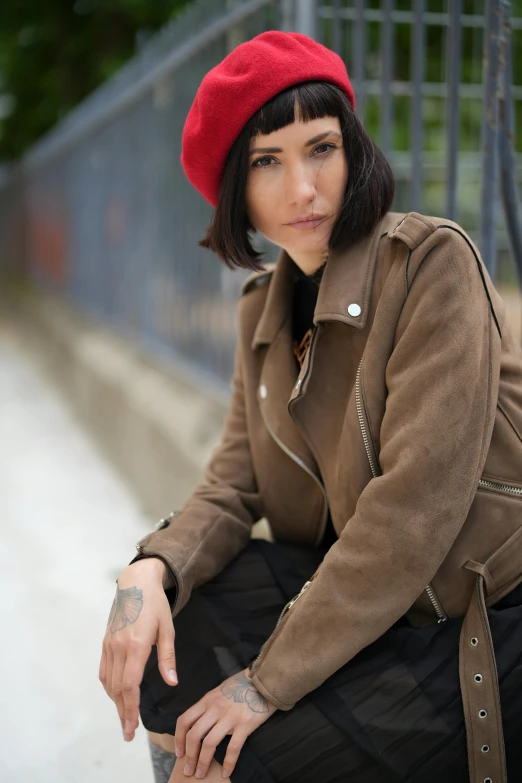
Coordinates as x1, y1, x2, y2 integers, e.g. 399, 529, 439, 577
106, 644, 115, 696
121, 642, 151, 740
183, 714, 220, 778
193, 720, 233, 779
109, 641, 127, 731
174, 704, 209, 772
157, 614, 178, 686
106, 644, 126, 731
99, 642, 108, 691
221, 728, 248, 780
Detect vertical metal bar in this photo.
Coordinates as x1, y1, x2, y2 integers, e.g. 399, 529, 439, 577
498, 0, 522, 301
411, 0, 425, 211
446, 0, 462, 220
332, 0, 342, 56
295, 0, 317, 39
279, 0, 295, 32
381, 0, 394, 159
353, 0, 367, 124
480, 0, 502, 281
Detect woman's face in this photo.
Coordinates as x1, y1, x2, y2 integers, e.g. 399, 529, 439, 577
245, 111, 348, 274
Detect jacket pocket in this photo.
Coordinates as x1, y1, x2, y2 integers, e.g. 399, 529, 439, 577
478, 474, 522, 498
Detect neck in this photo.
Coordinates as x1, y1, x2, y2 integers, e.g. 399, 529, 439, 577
285, 248, 329, 277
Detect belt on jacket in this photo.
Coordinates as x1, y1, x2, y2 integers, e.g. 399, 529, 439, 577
459, 528, 522, 783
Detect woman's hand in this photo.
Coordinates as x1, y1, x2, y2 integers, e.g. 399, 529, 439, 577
99, 558, 178, 742
174, 668, 277, 779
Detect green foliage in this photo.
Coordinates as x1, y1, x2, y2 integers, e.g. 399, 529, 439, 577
0, 0, 191, 160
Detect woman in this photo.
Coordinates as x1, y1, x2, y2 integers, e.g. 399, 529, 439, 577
99, 31, 522, 783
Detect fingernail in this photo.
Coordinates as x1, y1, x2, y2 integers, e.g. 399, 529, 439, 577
169, 668, 178, 684
175, 744, 183, 757
195, 770, 203, 779
184, 764, 192, 776
222, 771, 230, 779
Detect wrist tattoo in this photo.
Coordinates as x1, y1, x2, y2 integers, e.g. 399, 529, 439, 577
221, 672, 269, 713
107, 585, 143, 633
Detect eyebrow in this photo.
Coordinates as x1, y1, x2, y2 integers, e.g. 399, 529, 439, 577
249, 130, 341, 156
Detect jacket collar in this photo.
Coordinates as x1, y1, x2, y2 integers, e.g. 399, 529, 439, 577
251, 211, 402, 350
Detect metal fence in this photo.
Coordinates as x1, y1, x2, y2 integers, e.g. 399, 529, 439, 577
0, 0, 520, 395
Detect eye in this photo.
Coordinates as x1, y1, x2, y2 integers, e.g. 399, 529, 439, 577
313, 143, 337, 155
250, 155, 275, 169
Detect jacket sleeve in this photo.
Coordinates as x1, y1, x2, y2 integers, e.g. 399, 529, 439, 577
248, 227, 501, 711
133, 336, 264, 618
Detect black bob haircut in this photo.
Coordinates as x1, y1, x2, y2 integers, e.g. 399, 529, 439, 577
199, 81, 395, 272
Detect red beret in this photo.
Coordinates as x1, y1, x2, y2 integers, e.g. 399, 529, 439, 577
180, 30, 355, 207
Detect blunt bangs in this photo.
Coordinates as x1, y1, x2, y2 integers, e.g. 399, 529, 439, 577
198, 81, 395, 272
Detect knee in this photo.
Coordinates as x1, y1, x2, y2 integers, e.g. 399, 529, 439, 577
168, 756, 228, 783
148, 729, 178, 755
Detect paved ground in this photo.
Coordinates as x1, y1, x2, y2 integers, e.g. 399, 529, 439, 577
0, 320, 155, 783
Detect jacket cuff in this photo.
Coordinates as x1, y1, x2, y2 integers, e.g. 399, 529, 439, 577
249, 670, 295, 711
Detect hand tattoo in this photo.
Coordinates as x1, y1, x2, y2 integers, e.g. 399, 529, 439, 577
107, 585, 143, 633
221, 672, 269, 713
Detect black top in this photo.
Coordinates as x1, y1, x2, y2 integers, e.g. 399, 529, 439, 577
290, 257, 338, 550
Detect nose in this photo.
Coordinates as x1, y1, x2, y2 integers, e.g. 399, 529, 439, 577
284, 161, 317, 205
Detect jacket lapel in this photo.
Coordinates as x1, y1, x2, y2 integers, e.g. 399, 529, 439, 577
251, 212, 404, 478
252, 212, 401, 351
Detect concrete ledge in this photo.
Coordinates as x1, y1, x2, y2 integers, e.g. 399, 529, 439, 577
2, 285, 274, 542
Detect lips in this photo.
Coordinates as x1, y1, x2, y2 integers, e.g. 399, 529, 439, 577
286, 215, 328, 230
287, 214, 326, 225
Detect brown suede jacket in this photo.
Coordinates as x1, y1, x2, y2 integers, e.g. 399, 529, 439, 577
134, 212, 522, 783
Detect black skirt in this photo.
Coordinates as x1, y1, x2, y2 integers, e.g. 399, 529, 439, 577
139, 537, 522, 782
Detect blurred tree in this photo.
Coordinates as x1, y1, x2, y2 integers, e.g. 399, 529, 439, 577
0, 0, 192, 161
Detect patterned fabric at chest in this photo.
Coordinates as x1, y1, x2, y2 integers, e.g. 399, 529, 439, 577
291, 259, 325, 370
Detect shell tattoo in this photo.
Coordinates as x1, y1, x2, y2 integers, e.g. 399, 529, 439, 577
107, 585, 143, 633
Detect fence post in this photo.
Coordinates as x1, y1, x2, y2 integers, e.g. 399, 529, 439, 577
498, 1, 522, 340
411, 0, 425, 212
226, 0, 245, 52
446, 0, 462, 221
295, 0, 317, 39
480, 0, 502, 281
279, 0, 295, 31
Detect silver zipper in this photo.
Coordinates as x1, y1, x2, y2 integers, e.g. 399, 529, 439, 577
356, 357, 448, 622
355, 358, 380, 479
478, 478, 522, 496
250, 576, 316, 670
425, 582, 448, 623
259, 386, 329, 548
276, 578, 315, 627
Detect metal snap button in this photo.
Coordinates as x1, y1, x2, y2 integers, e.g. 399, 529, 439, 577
259, 384, 267, 399
154, 510, 177, 530
471, 637, 479, 646
347, 303, 362, 317
484, 778, 492, 783
474, 673, 483, 683
481, 745, 490, 753
478, 709, 488, 719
